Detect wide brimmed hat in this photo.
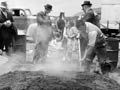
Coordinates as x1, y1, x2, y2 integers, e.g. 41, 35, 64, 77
44, 4, 52, 11
0, 5, 6, 8
81, 1, 92, 6
0, 1, 7, 8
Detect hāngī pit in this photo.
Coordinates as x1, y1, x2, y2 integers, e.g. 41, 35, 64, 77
0, 71, 120, 90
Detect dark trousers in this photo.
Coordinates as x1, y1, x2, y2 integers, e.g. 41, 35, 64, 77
0, 39, 12, 54
87, 46, 107, 64
84, 46, 107, 73
33, 42, 49, 63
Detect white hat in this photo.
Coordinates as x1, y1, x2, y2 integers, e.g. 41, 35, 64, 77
0, 5, 6, 8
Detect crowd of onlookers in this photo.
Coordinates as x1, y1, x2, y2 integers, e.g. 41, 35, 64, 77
26, 1, 111, 74
0, 0, 113, 74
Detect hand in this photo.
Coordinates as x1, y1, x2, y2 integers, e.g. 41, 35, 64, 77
3, 20, 12, 27
47, 20, 51, 25
76, 33, 80, 39
6, 20, 12, 25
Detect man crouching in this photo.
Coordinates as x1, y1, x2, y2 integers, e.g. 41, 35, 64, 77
76, 20, 107, 74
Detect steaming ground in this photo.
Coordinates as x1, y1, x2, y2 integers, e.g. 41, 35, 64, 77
0, 52, 26, 75
0, 41, 119, 85
0, 42, 80, 79
0, 44, 120, 90
25, 42, 80, 78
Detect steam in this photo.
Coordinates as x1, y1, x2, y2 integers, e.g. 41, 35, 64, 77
26, 23, 80, 77
26, 44, 81, 78
26, 23, 85, 78
34, 50, 79, 78
0, 52, 26, 75
0, 24, 86, 79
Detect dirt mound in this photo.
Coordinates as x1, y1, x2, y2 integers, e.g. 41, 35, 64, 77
0, 71, 120, 90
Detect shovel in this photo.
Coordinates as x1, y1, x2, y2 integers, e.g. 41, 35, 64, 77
77, 34, 84, 71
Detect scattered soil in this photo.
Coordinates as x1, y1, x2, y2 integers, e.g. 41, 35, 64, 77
0, 71, 120, 90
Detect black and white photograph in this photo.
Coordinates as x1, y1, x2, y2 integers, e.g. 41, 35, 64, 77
0, 0, 120, 90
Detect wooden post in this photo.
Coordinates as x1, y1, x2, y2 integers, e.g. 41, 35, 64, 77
106, 20, 109, 36
78, 34, 84, 71
78, 38, 81, 62
119, 23, 120, 33
107, 21, 109, 31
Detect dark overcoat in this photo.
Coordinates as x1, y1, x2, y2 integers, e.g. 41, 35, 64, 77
0, 9, 17, 51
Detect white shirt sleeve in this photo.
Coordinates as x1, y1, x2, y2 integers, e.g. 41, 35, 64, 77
88, 31, 97, 47
26, 23, 37, 41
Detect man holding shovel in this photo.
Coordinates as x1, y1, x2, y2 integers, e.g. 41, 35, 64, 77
76, 20, 107, 74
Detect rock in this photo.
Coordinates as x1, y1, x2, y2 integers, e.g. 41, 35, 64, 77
0, 71, 119, 90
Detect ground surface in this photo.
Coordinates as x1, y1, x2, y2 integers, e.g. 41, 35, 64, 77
0, 42, 119, 90
0, 71, 120, 90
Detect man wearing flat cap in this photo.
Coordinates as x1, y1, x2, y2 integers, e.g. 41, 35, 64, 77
81, 1, 100, 28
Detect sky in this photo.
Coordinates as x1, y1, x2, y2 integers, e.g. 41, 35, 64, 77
0, 0, 110, 16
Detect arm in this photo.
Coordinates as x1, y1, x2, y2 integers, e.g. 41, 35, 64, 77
82, 45, 94, 61
55, 18, 59, 31
0, 10, 4, 28
36, 12, 44, 24
1, 12, 14, 28
0, 10, 14, 28
70, 27, 79, 38
67, 27, 75, 38
82, 31, 97, 61
36, 12, 51, 25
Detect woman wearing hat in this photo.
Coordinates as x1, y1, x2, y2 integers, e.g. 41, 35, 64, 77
81, 1, 100, 28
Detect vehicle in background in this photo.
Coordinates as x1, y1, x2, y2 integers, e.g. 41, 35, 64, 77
10, 8, 36, 35
10, 8, 36, 53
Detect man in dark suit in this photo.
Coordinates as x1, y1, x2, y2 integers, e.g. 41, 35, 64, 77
0, 2, 17, 55
81, 1, 100, 28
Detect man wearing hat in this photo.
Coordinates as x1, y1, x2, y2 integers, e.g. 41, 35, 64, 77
81, 1, 100, 28
33, 4, 53, 63
36, 4, 52, 26
76, 20, 107, 74
0, 1, 17, 55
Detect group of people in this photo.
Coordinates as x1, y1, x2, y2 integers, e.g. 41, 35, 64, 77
27, 1, 108, 74
0, 1, 17, 55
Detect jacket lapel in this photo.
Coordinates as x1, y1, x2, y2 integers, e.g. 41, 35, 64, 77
1, 11, 7, 19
